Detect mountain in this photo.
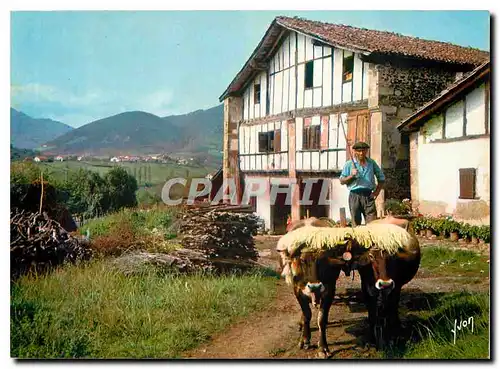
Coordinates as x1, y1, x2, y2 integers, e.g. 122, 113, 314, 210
10, 108, 74, 149
43, 104, 224, 157
162, 104, 223, 153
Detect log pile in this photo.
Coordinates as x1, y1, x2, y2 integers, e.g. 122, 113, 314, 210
178, 205, 261, 272
10, 208, 93, 279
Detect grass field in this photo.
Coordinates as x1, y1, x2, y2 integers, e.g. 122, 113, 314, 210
11, 263, 279, 359
35, 161, 218, 186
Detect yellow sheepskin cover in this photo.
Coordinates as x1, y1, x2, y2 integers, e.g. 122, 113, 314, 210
277, 223, 412, 256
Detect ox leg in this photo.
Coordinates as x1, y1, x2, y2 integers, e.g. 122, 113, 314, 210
387, 287, 402, 343
297, 295, 312, 349
317, 292, 333, 358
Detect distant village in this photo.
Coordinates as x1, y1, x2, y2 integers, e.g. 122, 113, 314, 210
27, 153, 201, 166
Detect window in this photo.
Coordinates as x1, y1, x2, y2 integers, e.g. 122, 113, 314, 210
459, 168, 476, 199
249, 196, 257, 212
254, 83, 261, 104
343, 55, 354, 83
258, 131, 274, 153
303, 125, 321, 150
305, 61, 314, 89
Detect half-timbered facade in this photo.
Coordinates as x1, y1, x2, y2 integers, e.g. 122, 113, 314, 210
220, 16, 489, 233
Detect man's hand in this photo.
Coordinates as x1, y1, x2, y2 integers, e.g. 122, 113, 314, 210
351, 167, 358, 177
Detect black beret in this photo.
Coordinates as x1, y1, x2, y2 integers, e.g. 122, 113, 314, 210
352, 141, 370, 150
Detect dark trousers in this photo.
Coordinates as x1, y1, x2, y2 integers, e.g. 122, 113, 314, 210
349, 190, 377, 226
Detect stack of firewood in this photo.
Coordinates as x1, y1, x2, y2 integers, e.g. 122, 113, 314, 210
10, 208, 93, 279
178, 205, 261, 271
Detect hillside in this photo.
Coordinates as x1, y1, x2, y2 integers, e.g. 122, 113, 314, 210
44, 105, 224, 157
10, 108, 74, 149
162, 104, 223, 153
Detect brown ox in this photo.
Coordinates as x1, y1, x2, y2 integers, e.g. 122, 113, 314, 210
355, 225, 420, 348
278, 217, 363, 358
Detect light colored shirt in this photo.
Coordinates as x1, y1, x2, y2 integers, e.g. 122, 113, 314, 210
340, 158, 385, 192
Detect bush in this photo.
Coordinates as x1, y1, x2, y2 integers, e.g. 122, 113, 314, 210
384, 198, 412, 216
81, 207, 180, 256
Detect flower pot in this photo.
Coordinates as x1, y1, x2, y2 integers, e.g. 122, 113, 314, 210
449, 231, 459, 241
425, 229, 433, 238
471, 237, 479, 244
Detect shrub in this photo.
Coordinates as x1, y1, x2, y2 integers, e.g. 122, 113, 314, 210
384, 198, 412, 216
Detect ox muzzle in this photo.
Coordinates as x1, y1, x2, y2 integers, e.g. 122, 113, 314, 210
303, 282, 326, 308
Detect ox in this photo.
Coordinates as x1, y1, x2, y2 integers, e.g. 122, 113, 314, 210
278, 217, 419, 354
278, 218, 369, 358
355, 221, 420, 348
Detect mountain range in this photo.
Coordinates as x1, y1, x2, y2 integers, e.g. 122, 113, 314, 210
10, 108, 74, 149
10, 105, 224, 158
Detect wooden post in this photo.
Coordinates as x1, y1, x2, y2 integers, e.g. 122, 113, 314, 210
39, 170, 44, 214
339, 207, 347, 227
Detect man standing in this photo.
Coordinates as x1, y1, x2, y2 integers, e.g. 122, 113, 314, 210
340, 141, 385, 226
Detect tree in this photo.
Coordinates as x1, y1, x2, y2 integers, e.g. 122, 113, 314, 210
63, 168, 109, 219
104, 167, 138, 212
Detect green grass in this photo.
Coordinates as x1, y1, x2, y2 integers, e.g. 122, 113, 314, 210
397, 292, 490, 359
420, 246, 490, 277
36, 161, 216, 186
80, 206, 178, 238
11, 260, 279, 358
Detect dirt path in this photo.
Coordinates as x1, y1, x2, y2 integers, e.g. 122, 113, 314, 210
183, 236, 490, 359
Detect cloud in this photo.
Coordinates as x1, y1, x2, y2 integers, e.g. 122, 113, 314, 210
11, 83, 103, 107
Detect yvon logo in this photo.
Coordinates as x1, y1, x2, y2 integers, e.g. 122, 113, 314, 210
451, 316, 474, 345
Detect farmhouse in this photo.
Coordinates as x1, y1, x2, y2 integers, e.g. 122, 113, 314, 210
398, 61, 490, 224
219, 16, 489, 233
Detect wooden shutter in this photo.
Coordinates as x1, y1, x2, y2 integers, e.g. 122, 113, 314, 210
346, 114, 357, 157
313, 125, 321, 149
258, 132, 267, 152
274, 129, 281, 153
320, 116, 329, 150
459, 168, 476, 199
303, 118, 311, 150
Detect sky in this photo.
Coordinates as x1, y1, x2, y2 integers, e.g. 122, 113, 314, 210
10, 10, 490, 128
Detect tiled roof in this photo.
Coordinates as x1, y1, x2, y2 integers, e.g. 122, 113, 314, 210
398, 61, 490, 132
276, 16, 489, 66
219, 16, 489, 101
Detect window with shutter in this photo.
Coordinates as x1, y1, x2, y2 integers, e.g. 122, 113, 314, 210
302, 126, 320, 150
459, 168, 476, 199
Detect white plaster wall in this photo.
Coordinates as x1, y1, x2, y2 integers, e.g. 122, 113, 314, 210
329, 178, 350, 221
417, 135, 490, 213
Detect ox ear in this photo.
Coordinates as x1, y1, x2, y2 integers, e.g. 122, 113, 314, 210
289, 242, 307, 258
396, 249, 419, 262
356, 252, 372, 266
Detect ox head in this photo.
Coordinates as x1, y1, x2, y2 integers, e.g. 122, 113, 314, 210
357, 248, 395, 292
281, 244, 344, 309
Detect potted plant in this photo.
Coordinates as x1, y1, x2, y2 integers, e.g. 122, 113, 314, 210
459, 222, 472, 243
477, 225, 491, 244
424, 217, 434, 238
447, 220, 461, 241
470, 225, 480, 244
